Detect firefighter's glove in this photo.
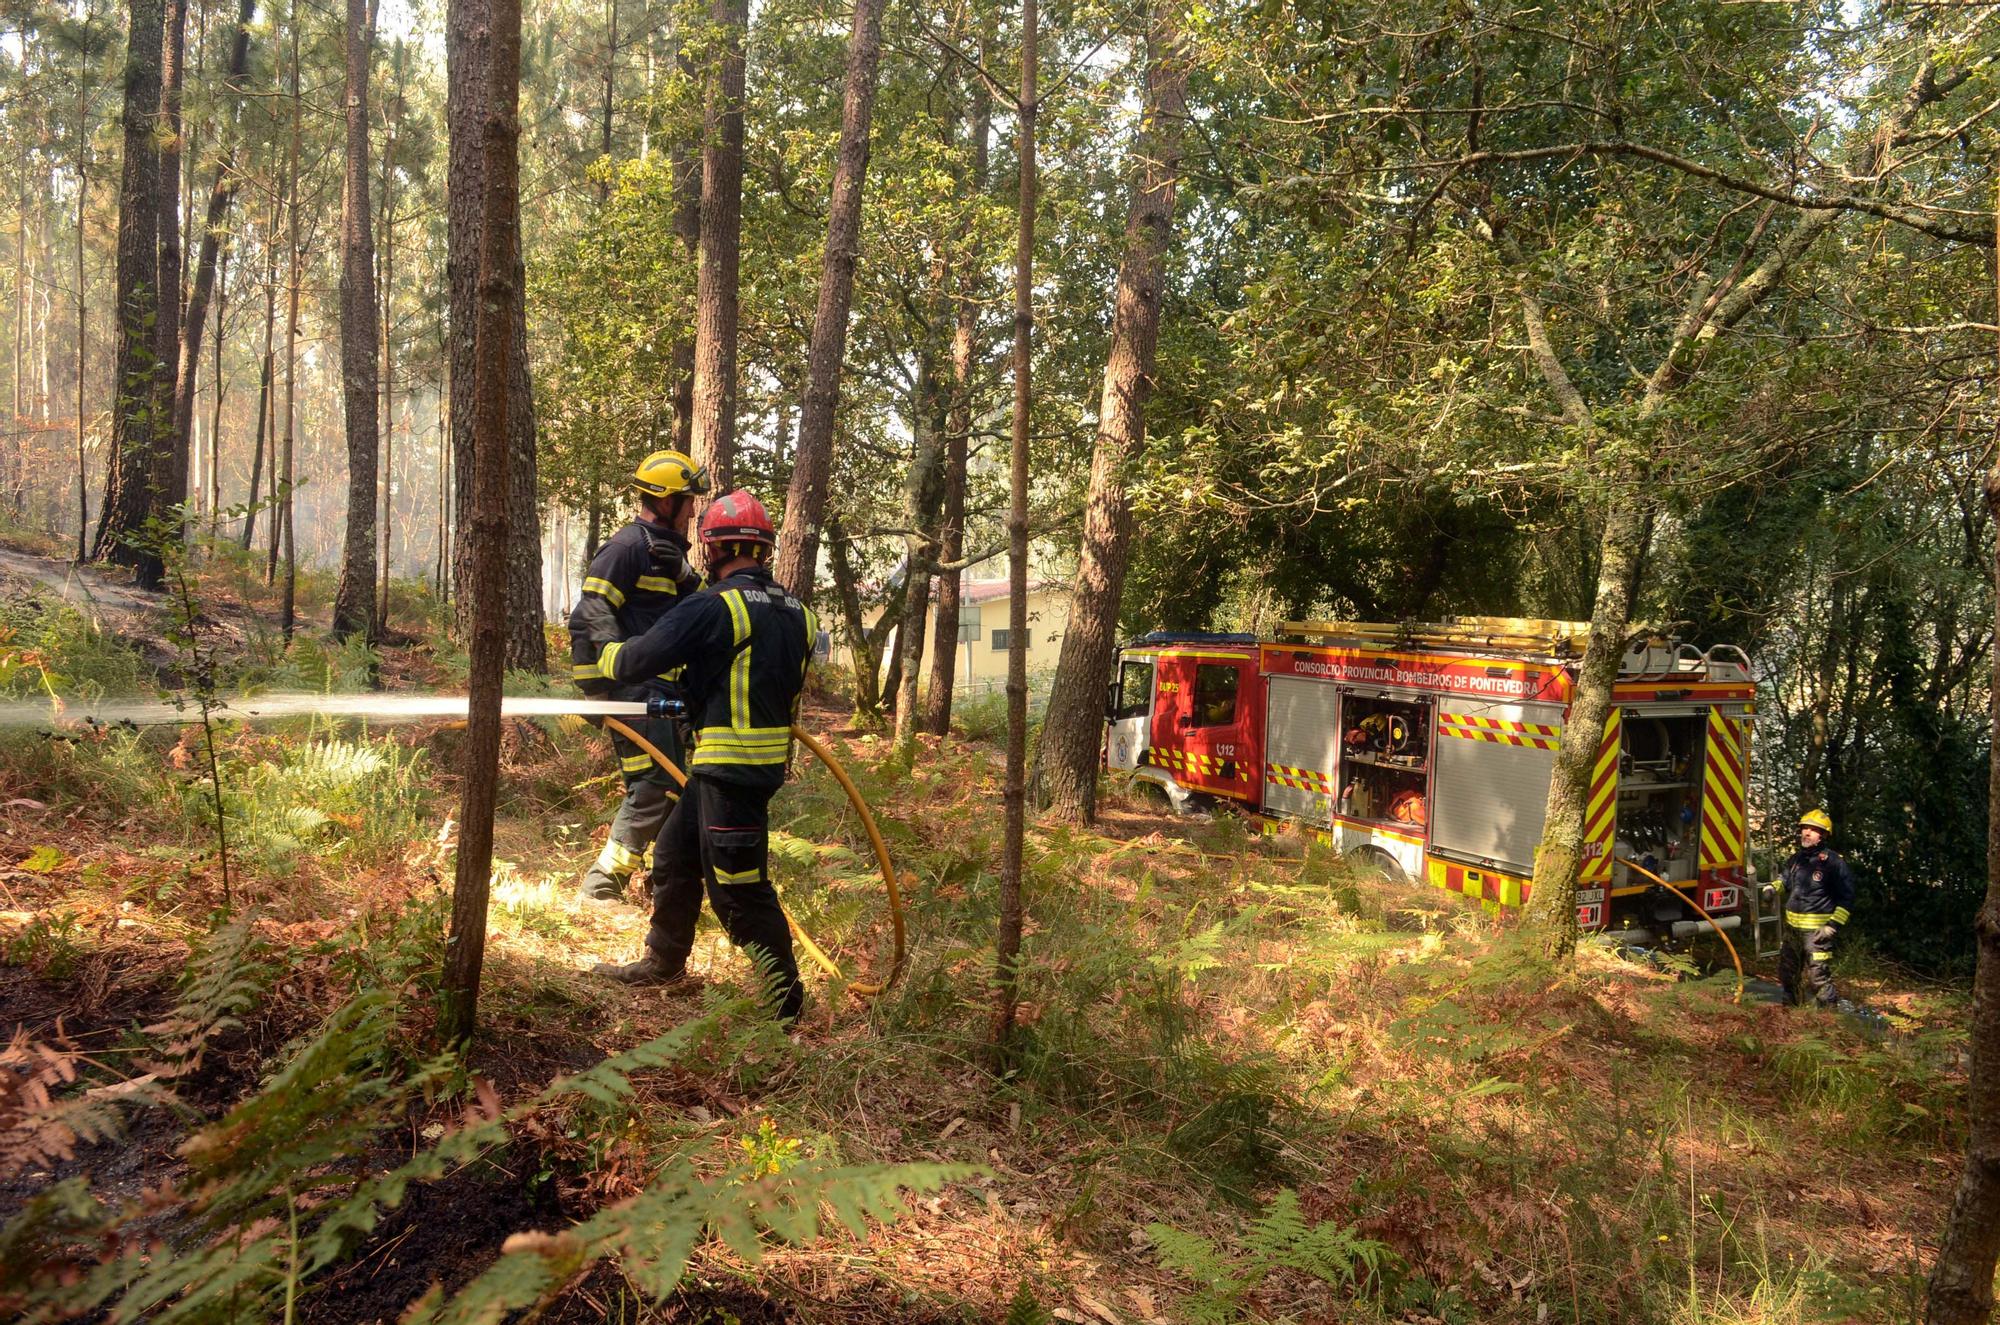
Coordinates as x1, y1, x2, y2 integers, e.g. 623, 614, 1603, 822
1810, 924, 1839, 946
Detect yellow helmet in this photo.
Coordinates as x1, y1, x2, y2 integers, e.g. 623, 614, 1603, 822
1798, 808, 1833, 836
632, 450, 709, 500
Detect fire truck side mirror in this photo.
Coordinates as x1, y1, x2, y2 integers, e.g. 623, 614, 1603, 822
1104, 682, 1118, 719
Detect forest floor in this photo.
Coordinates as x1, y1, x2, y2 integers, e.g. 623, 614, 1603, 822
0, 534, 1977, 1325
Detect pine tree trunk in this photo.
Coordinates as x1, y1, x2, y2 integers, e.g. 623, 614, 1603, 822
667, 39, 698, 453
1922, 200, 2000, 1325
687, 0, 747, 490
892, 351, 948, 758
93, 0, 167, 586
173, 0, 255, 519
274, 4, 301, 635
922, 37, 991, 737
442, 0, 522, 1047
206, 247, 226, 539
992, 0, 1036, 1055
72, 80, 89, 564
770, 0, 884, 601
448, 0, 543, 671
155, 0, 187, 514
378, 45, 398, 633
242, 347, 269, 547
332, 0, 381, 643
1031, 1, 1187, 823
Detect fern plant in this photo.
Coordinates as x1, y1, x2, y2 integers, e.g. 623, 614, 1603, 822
0, 990, 973, 1325
1149, 1189, 1400, 1324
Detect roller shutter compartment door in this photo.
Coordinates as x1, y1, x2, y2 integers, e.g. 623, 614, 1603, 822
1429, 697, 1565, 875
1262, 677, 1341, 821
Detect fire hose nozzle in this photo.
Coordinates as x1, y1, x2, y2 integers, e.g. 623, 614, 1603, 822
646, 693, 688, 720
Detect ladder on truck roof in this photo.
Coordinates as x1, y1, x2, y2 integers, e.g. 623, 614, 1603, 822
1276, 615, 1590, 657
1275, 616, 1755, 684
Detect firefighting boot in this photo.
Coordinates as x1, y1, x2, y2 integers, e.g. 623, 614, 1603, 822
592, 950, 698, 988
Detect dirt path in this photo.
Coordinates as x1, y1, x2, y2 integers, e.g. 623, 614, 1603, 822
0, 546, 161, 622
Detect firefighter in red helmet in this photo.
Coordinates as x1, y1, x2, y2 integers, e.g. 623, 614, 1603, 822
591, 490, 818, 1022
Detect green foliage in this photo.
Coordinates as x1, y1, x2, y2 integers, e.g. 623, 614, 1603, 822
1149, 1189, 1400, 1323
0, 599, 149, 699
2, 911, 84, 978
229, 737, 433, 873
1004, 1281, 1053, 1325
0, 981, 972, 1324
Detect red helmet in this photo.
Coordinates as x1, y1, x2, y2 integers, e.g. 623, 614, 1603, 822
698, 488, 777, 549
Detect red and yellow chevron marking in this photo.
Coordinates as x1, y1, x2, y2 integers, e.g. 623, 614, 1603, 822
1263, 761, 1335, 794
1147, 746, 1250, 782
1425, 856, 1529, 907
1698, 710, 1749, 869
1437, 712, 1563, 750
1578, 709, 1621, 882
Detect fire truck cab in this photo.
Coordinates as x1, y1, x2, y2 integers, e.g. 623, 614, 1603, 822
1106, 619, 1756, 945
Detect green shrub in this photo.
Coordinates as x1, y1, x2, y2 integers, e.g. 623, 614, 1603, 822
229, 737, 433, 875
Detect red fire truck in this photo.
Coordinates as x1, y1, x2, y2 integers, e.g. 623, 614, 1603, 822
1103, 618, 1755, 943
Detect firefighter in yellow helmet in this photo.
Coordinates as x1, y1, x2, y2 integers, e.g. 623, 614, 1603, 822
1777, 808, 1854, 1008
566, 446, 709, 905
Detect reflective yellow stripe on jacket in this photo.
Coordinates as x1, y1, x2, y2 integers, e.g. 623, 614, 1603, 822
690, 588, 793, 770
582, 576, 626, 607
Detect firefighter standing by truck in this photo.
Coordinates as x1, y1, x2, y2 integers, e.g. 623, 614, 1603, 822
1777, 808, 1855, 1008
567, 450, 709, 905
591, 490, 817, 1023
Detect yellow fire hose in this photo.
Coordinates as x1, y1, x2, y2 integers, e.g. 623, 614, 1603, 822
603, 717, 907, 997
1615, 856, 1744, 1005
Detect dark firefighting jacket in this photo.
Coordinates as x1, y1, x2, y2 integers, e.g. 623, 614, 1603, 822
568, 518, 700, 694
1780, 844, 1855, 931
598, 566, 817, 791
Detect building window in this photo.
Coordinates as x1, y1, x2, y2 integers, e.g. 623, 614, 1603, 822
992, 629, 1026, 651
1192, 663, 1239, 727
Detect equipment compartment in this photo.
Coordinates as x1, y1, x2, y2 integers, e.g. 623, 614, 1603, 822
1335, 693, 1431, 830
1614, 710, 1708, 885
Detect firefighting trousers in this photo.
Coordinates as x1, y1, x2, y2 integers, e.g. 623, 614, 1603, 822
644, 774, 802, 1021
578, 714, 683, 902
1777, 921, 1839, 1008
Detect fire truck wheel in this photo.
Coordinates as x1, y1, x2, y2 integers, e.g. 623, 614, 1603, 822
1353, 846, 1406, 887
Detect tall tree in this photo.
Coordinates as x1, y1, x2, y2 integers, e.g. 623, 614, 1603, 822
1513, 44, 1990, 957
272, 0, 301, 636
170, 0, 254, 505
442, 0, 523, 1046
154, 0, 186, 510
992, 0, 1035, 1052
377, 38, 403, 633
332, 0, 381, 643
769, 0, 885, 601
92, 0, 167, 586
1030, 3, 1188, 822
686, 0, 747, 490
666, 36, 700, 454
240, 137, 280, 551
922, 20, 995, 738
448, 0, 544, 670
891, 343, 948, 758
1923, 195, 2000, 1325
